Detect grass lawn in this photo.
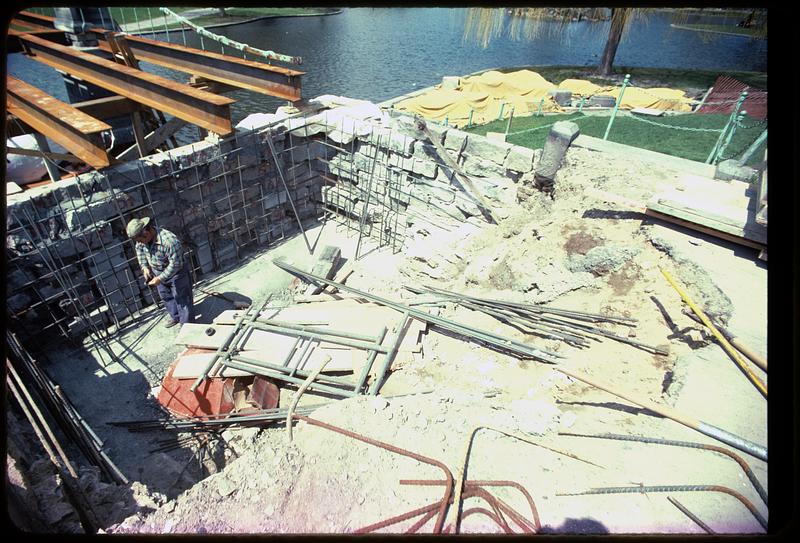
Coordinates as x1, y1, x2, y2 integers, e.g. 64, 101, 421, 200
466, 112, 767, 165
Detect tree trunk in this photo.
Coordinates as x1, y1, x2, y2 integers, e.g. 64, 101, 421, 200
597, 8, 629, 76
217, 8, 227, 17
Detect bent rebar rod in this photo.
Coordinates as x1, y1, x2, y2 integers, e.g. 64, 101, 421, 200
293, 414, 453, 533
557, 484, 767, 532
559, 432, 767, 506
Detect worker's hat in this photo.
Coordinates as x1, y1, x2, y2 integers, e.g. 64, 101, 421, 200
126, 217, 151, 238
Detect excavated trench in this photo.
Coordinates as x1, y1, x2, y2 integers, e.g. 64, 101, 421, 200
6, 96, 768, 534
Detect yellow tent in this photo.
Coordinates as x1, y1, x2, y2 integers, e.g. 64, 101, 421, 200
460, 69, 554, 100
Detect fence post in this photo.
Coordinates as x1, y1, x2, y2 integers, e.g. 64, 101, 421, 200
739, 127, 768, 165
578, 96, 585, 114
505, 107, 515, 136
498, 102, 506, 121
467, 109, 474, 128
715, 111, 746, 165
537, 97, 544, 116
706, 90, 747, 164
603, 73, 630, 141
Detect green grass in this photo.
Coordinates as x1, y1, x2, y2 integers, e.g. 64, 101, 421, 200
466, 111, 767, 165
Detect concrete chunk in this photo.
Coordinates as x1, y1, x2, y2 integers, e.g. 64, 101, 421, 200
464, 136, 512, 166
504, 146, 536, 174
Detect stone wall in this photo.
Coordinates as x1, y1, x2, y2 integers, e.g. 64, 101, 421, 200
5, 96, 539, 343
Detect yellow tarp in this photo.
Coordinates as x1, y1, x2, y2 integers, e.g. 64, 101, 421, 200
460, 69, 554, 100
558, 79, 693, 112
393, 70, 694, 127
394, 69, 563, 127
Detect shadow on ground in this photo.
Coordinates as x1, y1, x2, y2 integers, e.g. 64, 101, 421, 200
539, 517, 610, 534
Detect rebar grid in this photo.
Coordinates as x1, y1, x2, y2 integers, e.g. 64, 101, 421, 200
6, 119, 323, 349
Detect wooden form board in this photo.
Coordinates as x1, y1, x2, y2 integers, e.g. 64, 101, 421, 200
175, 300, 427, 377
646, 174, 767, 246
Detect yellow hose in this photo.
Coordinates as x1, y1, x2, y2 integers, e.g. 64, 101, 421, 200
661, 268, 766, 398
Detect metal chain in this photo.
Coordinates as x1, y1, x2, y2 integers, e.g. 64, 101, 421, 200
507, 114, 589, 137
628, 113, 723, 133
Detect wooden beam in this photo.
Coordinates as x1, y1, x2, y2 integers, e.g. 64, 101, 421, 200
19, 33, 235, 135
96, 33, 303, 101
644, 208, 766, 251
116, 116, 188, 161
6, 76, 113, 169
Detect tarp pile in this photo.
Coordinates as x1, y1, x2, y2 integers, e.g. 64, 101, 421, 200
394, 69, 695, 127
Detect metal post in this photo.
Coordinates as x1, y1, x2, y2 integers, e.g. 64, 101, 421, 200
603, 73, 630, 141
739, 127, 767, 165
714, 111, 746, 165
505, 107, 515, 136
467, 109, 474, 127
537, 97, 544, 116
498, 102, 505, 120
706, 91, 747, 164
578, 96, 585, 114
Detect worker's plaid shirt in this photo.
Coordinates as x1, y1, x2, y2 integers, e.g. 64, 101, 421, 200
135, 227, 184, 282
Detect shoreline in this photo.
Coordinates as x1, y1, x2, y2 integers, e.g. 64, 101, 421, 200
669, 23, 766, 40
123, 8, 342, 36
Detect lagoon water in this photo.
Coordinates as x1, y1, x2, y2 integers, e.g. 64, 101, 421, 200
7, 8, 766, 125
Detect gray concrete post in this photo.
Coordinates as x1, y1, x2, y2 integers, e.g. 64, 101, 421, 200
533, 121, 580, 198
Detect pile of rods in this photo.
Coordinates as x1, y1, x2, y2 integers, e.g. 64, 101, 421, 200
109, 403, 328, 434
406, 284, 669, 356
6, 331, 127, 485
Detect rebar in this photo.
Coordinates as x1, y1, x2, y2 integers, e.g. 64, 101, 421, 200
667, 495, 716, 534
558, 432, 767, 506
557, 484, 766, 531
293, 414, 454, 533
273, 259, 562, 364
265, 131, 312, 254
286, 355, 331, 442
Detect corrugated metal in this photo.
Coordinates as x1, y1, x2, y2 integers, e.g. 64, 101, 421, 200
696, 75, 767, 120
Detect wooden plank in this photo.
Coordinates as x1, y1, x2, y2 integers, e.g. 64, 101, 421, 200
305, 245, 341, 295
647, 198, 766, 244
644, 208, 766, 250
172, 353, 254, 379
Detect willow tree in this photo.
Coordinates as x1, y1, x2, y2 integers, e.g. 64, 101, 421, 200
463, 7, 648, 76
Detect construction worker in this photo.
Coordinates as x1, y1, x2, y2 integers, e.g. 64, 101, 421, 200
127, 217, 194, 328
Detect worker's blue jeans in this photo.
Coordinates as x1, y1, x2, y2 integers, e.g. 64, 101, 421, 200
156, 267, 194, 324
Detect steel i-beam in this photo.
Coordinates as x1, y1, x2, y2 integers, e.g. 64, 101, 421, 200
6, 76, 113, 169
19, 33, 235, 135
97, 34, 304, 101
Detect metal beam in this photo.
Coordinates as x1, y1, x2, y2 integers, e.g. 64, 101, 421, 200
6, 96, 142, 138
116, 116, 188, 161
19, 33, 235, 135
6, 76, 113, 169
97, 33, 303, 101
13, 10, 57, 28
